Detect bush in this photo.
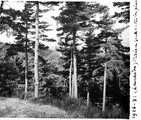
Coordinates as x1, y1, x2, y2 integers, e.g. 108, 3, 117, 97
51, 98, 63, 108
62, 97, 86, 111
100, 105, 127, 118
29, 97, 40, 104
15, 90, 34, 100
81, 105, 101, 118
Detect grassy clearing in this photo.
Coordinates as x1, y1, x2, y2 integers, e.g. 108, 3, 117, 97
29, 97, 129, 118
0, 106, 13, 117
0, 97, 69, 118
0, 97, 128, 118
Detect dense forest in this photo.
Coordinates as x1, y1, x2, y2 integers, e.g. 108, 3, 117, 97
0, 1, 130, 118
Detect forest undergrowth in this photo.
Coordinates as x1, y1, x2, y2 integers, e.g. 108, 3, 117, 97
28, 95, 129, 118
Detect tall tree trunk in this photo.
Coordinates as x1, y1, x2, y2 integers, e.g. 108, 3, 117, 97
73, 54, 77, 98
72, 74, 74, 98
69, 53, 72, 98
87, 38, 92, 106
72, 30, 77, 99
24, 23, 28, 99
102, 62, 107, 112
87, 90, 89, 106
102, 35, 108, 112
34, 2, 39, 98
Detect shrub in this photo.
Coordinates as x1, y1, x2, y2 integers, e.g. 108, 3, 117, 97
29, 96, 128, 118
61, 97, 86, 111
51, 98, 63, 108
100, 105, 125, 118
0, 106, 13, 117
81, 105, 101, 118
70, 110, 84, 118
16, 90, 34, 100
19, 92, 25, 99
29, 97, 40, 104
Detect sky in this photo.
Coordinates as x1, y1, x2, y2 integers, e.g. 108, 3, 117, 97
0, 1, 130, 49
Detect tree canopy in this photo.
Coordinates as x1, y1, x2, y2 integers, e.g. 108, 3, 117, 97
0, 1, 129, 118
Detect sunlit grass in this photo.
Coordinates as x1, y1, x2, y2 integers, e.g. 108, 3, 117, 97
0, 106, 13, 117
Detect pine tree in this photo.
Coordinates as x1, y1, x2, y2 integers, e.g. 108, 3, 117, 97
19, 2, 35, 99
57, 35, 75, 97
75, 2, 109, 104
113, 2, 130, 23
0, 1, 21, 34
7, 2, 35, 99
34, 1, 39, 98
5, 1, 58, 98
0, 42, 22, 97
56, 2, 91, 98
12, 1, 59, 98
79, 31, 101, 105
91, 11, 129, 111
33, 1, 59, 98
56, 2, 109, 99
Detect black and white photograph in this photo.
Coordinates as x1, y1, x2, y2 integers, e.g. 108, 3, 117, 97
0, 0, 137, 119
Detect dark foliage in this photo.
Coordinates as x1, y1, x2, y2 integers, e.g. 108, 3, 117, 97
113, 2, 130, 23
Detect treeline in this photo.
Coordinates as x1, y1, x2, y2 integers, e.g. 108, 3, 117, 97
0, 1, 129, 118
0, 42, 64, 98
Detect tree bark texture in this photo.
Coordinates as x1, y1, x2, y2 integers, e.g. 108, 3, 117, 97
34, 2, 39, 98
24, 23, 28, 99
102, 62, 107, 112
87, 91, 89, 106
72, 30, 78, 99
69, 53, 72, 98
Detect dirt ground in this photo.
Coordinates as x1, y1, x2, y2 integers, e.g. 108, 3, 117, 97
0, 97, 70, 118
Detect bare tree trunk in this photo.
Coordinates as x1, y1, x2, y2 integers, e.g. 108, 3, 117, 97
72, 74, 74, 98
73, 54, 77, 98
34, 2, 39, 98
102, 62, 107, 112
86, 34, 92, 105
24, 23, 28, 99
69, 53, 72, 98
72, 30, 78, 99
87, 90, 89, 106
